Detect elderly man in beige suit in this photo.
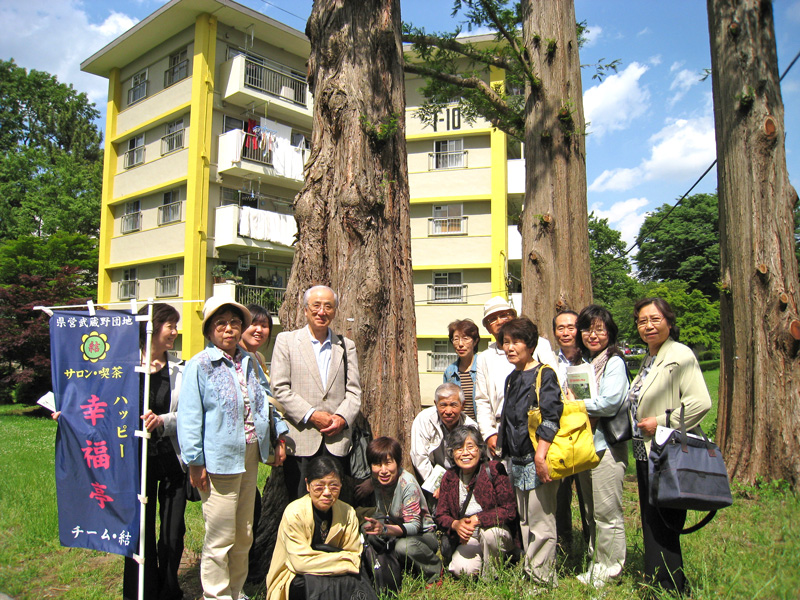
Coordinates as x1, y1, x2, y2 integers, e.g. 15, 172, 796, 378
271, 285, 362, 499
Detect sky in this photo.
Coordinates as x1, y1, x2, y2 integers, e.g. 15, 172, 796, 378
2, 0, 799, 250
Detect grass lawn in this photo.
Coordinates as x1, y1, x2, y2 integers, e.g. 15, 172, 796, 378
2, 372, 799, 599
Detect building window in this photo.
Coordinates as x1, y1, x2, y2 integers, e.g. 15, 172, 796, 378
124, 134, 145, 168
119, 268, 138, 300
428, 272, 466, 303
164, 48, 189, 87
429, 340, 457, 372
429, 204, 467, 235
128, 69, 148, 105
430, 139, 465, 170
156, 263, 179, 297
161, 118, 184, 155
121, 201, 141, 234
223, 115, 245, 133
158, 191, 181, 225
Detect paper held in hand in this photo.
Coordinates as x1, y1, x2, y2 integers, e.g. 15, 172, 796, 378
565, 364, 598, 400
422, 464, 447, 493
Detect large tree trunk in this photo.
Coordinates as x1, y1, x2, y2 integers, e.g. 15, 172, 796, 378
520, 0, 592, 329
707, 0, 800, 487
252, 0, 420, 575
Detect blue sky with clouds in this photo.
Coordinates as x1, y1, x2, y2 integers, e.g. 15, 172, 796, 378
2, 0, 798, 248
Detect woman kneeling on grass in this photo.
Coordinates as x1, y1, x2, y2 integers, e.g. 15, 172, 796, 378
435, 424, 517, 578
362, 436, 443, 587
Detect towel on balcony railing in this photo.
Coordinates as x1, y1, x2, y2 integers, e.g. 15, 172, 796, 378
239, 206, 297, 247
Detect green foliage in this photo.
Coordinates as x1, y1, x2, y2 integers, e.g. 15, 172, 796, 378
0, 232, 97, 290
642, 280, 720, 352
359, 112, 401, 145
635, 193, 720, 300
0, 59, 102, 239
588, 212, 637, 309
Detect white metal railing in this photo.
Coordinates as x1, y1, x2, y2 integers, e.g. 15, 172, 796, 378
121, 212, 141, 234
427, 283, 467, 303
243, 58, 307, 106
242, 132, 273, 165
161, 129, 185, 155
118, 280, 137, 300
164, 60, 189, 87
124, 147, 145, 168
429, 216, 468, 236
156, 275, 179, 297
158, 201, 182, 225
127, 81, 147, 105
235, 285, 286, 315
428, 352, 457, 372
428, 150, 468, 170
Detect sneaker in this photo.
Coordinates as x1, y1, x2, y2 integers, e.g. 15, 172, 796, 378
577, 565, 619, 588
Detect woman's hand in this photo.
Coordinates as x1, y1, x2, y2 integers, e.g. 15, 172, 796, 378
534, 439, 552, 483
452, 516, 478, 544
636, 417, 658, 437
189, 465, 209, 493
141, 410, 163, 432
268, 439, 286, 466
564, 387, 576, 402
363, 517, 402, 537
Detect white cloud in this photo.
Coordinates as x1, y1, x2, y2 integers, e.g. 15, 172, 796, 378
637, 27, 650, 37
457, 26, 496, 38
669, 61, 684, 73
584, 62, 650, 138
582, 24, 602, 47
0, 1, 138, 106
649, 55, 662, 67
589, 115, 717, 192
668, 68, 700, 106
591, 197, 650, 248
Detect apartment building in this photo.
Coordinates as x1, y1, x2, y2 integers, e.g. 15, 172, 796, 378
82, 0, 523, 398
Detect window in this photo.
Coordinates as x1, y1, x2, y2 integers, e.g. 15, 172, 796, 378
158, 191, 181, 225
431, 139, 465, 169
429, 272, 465, 303
223, 115, 245, 133
430, 204, 466, 235
124, 134, 145, 168
128, 69, 148, 105
161, 118, 184, 155
119, 268, 138, 300
121, 201, 141, 234
164, 48, 189, 87
429, 340, 457, 372
156, 263, 179, 297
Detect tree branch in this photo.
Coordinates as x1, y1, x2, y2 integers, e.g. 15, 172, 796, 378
477, 0, 536, 86
401, 31, 513, 71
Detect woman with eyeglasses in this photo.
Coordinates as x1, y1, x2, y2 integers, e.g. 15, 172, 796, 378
267, 456, 377, 600
573, 305, 630, 588
628, 298, 711, 595
178, 297, 287, 600
435, 425, 517, 578
443, 319, 481, 419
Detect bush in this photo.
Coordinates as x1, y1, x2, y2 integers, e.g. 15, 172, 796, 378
624, 355, 644, 371
698, 349, 720, 361
699, 359, 720, 372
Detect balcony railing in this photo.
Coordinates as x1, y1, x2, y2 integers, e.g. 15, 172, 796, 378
119, 280, 137, 300
427, 283, 467, 303
235, 284, 286, 315
243, 58, 307, 106
161, 129, 185, 155
428, 352, 457, 372
158, 201, 182, 225
242, 132, 273, 165
164, 60, 189, 87
156, 275, 179, 297
124, 147, 145, 168
127, 81, 147, 105
428, 150, 468, 170
428, 216, 468, 236
121, 212, 141, 234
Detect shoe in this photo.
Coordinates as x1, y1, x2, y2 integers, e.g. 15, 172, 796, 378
577, 565, 619, 588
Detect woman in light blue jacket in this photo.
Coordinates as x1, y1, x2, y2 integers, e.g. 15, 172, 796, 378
178, 297, 287, 600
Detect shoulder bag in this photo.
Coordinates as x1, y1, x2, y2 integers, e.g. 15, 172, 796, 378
600, 357, 634, 445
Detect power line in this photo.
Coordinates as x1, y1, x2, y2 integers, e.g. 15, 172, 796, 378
256, 0, 308, 25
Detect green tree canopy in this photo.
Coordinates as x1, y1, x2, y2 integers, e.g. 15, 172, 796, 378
0, 59, 102, 239
641, 280, 720, 352
635, 192, 720, 299
0, 232, 97, 290
588, 212, 636, 307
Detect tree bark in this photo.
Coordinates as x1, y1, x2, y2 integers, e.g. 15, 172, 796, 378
707, 0, 800, 487
520, 0, 592, 329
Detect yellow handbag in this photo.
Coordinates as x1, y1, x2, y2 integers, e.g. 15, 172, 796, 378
527, 364, 600, 480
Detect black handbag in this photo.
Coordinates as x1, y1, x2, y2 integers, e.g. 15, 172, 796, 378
600, 398, 633, 445
648, 404, 732, 533
362, 534, 403, 595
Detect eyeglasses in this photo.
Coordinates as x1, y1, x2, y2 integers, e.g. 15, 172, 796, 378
580, 328, 608, 337
309, 481, 342, 494
451, 336, 474, 345
453, 443, 479, 456
307, 302, 335, 314
214, 318, 242, 331
636, 316, 664, 329
486, 311, 514, 325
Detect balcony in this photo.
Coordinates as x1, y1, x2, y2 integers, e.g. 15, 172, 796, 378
161, 129, 184, 155
427, 283, 468, 303
217, 129, 305, 185
119, 280, 137, 300
236, 284, 286, 315
121, 212, 141, 234
214, 204, 297, 252
155, 275, 179, 297
164, 60, 189, 88
428, 352, 457, 372
123, 147, 145, 168
218, 54, 312, 128
158, 201, 182, 226
428, 216, 468, 236
428, 150, 468, 170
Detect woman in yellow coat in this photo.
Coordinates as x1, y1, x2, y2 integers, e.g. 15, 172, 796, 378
267, 456, 372, 600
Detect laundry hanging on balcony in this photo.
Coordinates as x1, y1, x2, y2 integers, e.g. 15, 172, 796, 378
238, 205, 297, 247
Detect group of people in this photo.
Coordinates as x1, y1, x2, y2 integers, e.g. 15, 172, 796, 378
116, 285, 711, 599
